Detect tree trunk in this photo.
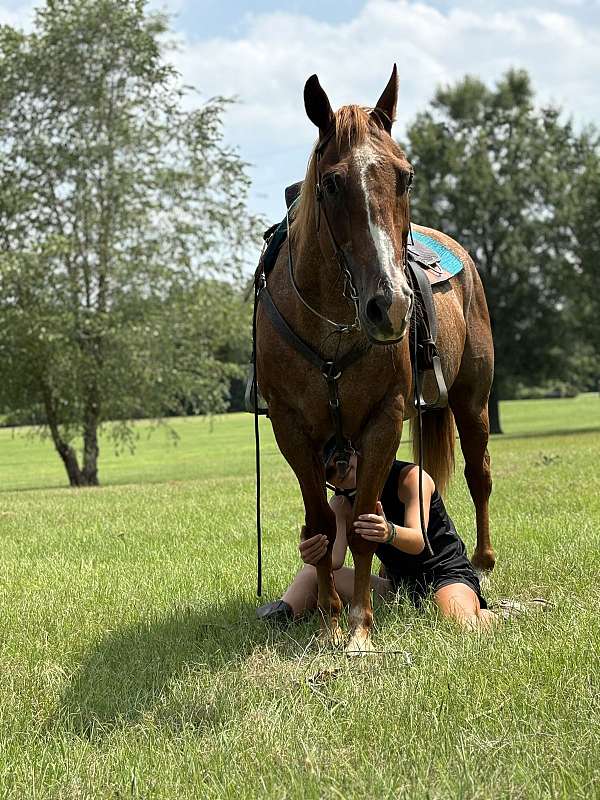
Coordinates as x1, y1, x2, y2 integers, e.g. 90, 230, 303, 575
82, 389, 100, 486
41, 381, 94, 487
489, 379, 503, 435
56, 439, 86, 487
46, 415, 86, 486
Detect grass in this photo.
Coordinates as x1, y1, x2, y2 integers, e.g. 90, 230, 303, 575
0, 395, 598, 799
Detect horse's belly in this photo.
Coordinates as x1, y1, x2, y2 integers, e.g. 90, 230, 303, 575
435, 282, 466, 368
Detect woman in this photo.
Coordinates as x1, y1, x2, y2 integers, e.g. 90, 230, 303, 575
257, 441, 496, 631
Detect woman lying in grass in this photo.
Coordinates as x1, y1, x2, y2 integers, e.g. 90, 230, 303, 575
257, 442, 496, 631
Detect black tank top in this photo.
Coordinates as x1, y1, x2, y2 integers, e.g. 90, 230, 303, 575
356, 459, 468, 582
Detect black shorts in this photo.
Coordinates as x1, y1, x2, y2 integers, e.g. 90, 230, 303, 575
389, 567, 487, 610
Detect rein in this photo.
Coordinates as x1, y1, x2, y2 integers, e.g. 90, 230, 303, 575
251, 266, 263, 596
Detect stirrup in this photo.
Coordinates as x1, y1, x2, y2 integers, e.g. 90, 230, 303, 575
414, 356, 448, 411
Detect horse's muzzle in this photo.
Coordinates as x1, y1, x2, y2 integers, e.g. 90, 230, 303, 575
362, 288, 412, 344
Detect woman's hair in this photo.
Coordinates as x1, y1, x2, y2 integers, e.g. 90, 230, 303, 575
323, 438, 358, 485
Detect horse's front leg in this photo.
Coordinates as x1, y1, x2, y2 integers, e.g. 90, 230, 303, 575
347, 394, 405, 655
268, 402, 343, 644
312, 530, 344, 645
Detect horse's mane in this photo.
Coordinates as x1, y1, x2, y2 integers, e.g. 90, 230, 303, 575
290, 105, 405, 245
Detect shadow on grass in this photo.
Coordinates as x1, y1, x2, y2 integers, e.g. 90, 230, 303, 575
51, 598, 326, 738
51, 594, 418, 739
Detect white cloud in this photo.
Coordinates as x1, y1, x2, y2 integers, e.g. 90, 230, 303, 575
148, 0, 187, 14
165, 0, 600, 222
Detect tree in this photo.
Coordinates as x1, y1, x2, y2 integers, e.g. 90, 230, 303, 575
405, 70, 594, 432
0, 0, 258, 485
567, 134, 600, 362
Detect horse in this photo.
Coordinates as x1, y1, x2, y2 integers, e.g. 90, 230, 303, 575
255, 66, 494, 653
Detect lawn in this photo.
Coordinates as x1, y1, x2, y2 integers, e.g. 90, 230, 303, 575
0, 395, 598, 799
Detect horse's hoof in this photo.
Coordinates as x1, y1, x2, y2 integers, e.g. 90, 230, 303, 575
474, 569, 491, 589
319, 621, 344, 648
345, 629, 373, 657
471, 548, 496, 573
330, 625, 345, 648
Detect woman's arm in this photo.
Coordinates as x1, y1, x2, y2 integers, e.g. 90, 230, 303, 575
297, 494, 350, 569
330, 494, 349, 570
353, 466, 435, 555
394, 466, 434, 554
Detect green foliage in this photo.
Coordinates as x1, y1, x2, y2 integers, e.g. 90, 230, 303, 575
405, 69, 599, 402
0, 0, 259, 484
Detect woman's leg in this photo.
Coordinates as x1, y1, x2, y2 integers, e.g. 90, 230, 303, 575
282, 566, 392, 617
333, 567, 393, 604
433, 582, 497, 631
281, 565, 319, 616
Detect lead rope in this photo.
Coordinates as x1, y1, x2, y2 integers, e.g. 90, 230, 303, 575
252, 277, 263, 596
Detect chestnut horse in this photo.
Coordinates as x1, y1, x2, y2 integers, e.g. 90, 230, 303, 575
255, 66, 494, 653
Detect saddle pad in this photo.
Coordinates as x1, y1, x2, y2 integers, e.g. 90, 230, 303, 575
410, 230, 464, 285
260, 198, 299, 277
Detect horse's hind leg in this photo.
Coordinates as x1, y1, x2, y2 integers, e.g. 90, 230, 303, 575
450, 395, 495, 573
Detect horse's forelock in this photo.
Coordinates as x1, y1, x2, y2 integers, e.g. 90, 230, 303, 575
334, 105, 373, 151
291, 105, 405, 245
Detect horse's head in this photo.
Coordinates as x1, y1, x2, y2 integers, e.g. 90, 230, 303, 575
301, 66, 414, 344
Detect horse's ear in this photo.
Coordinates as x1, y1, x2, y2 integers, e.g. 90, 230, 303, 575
373, 64, 398, 134
304, 74, 334, 135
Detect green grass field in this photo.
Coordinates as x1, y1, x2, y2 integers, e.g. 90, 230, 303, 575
0, 396, 599, 799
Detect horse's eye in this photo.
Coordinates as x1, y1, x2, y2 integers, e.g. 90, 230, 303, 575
397, 169, 414, 195
322, 174, 339, 195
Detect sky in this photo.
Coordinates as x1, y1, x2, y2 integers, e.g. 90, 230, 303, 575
3, 0, 600, 223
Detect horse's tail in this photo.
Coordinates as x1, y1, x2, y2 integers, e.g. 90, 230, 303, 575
410, 406, 456, 497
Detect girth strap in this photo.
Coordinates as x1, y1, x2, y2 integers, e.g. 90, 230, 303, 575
408, 260, 438, 343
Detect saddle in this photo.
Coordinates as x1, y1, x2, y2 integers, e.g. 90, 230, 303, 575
246, 181, 464, 414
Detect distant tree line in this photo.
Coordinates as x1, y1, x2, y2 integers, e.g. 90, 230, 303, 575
405, 69, 599, 432
0, 0, 597, 483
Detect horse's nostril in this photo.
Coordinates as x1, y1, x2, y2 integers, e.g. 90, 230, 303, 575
366, 295, 388, 326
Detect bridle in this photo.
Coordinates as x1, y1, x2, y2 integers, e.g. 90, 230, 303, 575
285, 122, 412, 343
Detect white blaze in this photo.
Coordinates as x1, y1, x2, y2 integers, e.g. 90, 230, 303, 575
353, 144, 406, 292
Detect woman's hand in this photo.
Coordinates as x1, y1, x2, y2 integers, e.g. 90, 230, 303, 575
299, 534, 328, 565
353, 501, 393, 543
